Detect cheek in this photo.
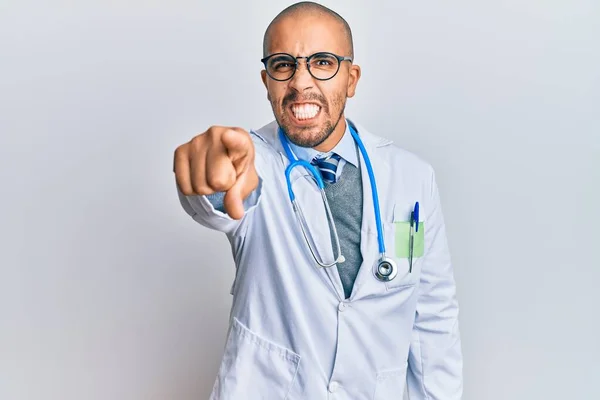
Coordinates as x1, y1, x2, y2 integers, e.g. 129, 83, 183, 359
321, 83, 347, 108
267, 86, 286, 107
329, 90, 347, 109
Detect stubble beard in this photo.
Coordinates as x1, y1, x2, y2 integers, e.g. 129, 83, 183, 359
272, 92, 347, 148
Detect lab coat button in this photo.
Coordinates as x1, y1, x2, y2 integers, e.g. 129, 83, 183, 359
328, 381, 339, 393
338, 301, 347, 312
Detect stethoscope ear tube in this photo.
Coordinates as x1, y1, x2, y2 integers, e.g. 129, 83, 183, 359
280, 123, 396, 281
291, 191, 344, 268
285, 159, 324, 201
349, 124, 386, 258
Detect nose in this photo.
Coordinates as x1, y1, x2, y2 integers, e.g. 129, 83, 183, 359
288, 58, 314, 92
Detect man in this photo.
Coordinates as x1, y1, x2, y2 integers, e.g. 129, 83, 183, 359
173, 2, 463, 399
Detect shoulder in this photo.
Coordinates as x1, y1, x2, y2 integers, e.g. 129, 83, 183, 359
249, 120, 280, 154
351, 119, 434, 179
378, 142, 436, 201
246, 120, 284, 176
383, 143, 432, 173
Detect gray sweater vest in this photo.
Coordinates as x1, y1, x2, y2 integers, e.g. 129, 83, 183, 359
323, 159, 364, 299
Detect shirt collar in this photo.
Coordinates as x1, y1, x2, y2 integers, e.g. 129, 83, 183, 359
286, 120, 358, 167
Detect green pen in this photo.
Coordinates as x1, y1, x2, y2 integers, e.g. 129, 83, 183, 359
408, 211, 414, 273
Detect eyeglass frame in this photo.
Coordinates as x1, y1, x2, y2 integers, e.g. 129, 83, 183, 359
260, 51, 353, 82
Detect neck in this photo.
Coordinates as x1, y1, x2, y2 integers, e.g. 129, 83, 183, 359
313, 116, 347, 152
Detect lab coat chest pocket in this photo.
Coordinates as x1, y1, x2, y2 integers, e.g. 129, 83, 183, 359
373, 361, 408, 400
211, 317, 300, 400
382, 203, 425, 290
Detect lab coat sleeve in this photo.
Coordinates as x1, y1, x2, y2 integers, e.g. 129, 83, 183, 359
176, 140, 265, 237
406, 168, 463, 399
176, 179, 262, 237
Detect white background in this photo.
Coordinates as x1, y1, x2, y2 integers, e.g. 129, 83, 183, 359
1, 1, 599, 399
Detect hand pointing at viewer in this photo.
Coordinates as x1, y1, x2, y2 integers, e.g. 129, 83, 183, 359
174, 127, 259, 220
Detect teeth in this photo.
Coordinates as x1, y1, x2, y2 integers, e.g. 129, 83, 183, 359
292, 104, 320, 120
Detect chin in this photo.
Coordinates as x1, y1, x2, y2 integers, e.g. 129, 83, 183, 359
283, 125, 329, 148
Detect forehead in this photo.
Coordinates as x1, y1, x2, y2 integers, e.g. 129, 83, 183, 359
267, 14, 348, 56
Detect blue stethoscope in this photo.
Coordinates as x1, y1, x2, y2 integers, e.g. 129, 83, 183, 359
279, 122, 398, 282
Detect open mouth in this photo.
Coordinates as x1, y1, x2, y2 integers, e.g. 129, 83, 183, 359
288, 103, 322, 123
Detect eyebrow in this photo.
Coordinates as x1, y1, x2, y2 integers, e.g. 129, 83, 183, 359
269, 54, 295, 63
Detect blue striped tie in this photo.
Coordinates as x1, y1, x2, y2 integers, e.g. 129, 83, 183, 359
312, 153, 342, 184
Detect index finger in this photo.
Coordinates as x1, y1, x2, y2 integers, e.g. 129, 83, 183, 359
221, 128, 251, 163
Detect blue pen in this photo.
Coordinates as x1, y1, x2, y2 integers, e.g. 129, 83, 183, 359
414, 202, 420, 232
408, 202, 420, 273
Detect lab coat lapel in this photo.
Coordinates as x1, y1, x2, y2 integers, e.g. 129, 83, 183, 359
352, 138, 379, 298
348, 121, 393, 299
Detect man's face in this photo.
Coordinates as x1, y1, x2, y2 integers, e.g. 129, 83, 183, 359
261, 14, 360, 148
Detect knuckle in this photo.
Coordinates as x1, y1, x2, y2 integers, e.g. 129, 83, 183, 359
190, 134, 205, 150
207, 170, 233, 191
191, 180, 209, 195
179, 185, 194, 196
175, 176, 193, 196
233, 127, 250, 139
174, 143, 187, 160
206, 125, 224, 137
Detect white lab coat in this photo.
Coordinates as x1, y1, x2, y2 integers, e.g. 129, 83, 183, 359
178, 119, 463, 399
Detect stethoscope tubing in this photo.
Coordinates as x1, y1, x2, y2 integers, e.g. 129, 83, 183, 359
279, 122, 395, 280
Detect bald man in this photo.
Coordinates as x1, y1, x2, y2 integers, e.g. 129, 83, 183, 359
174, 2, 463, 399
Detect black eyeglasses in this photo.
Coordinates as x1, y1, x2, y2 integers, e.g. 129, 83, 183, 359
261, 52, 353, 82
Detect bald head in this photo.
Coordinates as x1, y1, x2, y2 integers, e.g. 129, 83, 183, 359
260, 2, 361, 151
262, 1, 354, 59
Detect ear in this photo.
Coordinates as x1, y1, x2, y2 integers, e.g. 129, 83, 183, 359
261, 70, 271, 101
346, 64, 361, 98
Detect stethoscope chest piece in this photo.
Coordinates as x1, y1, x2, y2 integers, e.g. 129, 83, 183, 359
374, 257, 398, 282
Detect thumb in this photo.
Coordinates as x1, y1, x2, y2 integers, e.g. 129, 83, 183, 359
223, 176, 245, 220
223, 161, 258, 220
220, 128, 256, 220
